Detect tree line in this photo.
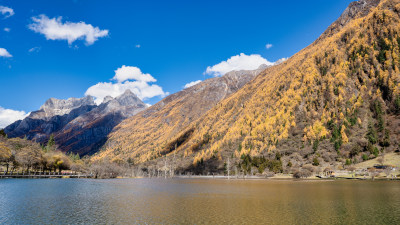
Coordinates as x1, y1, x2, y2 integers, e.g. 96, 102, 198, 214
0, 131, 156, 178
0, 133, 85, 174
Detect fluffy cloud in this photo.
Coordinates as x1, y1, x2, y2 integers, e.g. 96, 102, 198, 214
184, 80, 202, 89
4, 28, 10, 32
265, 43, 273, 49
113, 66, 156, 83
0, 6, 14, 18
0, 48, 12, 57
28, 15, 109, 45
0, 107, 29, 129
86, 66, 168, 104
205, 53, 273, 77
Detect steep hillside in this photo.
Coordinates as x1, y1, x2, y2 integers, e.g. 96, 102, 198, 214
99, 0, 400, 174
94, 65, 269, 161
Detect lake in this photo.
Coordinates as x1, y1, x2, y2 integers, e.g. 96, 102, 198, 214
0, 178, 399, 224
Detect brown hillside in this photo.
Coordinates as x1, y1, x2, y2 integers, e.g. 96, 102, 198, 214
97, 0, 400, 174
93, 66, 267, 162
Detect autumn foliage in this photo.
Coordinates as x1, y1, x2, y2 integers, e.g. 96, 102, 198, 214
97, 0, 400, 173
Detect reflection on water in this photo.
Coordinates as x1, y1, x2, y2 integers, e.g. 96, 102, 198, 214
0, 178, 399, 224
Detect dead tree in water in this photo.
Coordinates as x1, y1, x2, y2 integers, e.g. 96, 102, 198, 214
227, 157, 230, 180
136, 166, 143, 177
235, 166, 238, 179
172, 143, 177, 178
164, 155, 167, 179
148, 166, 151, 178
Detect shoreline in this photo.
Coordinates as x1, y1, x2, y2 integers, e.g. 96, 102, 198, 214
1, 172, 399, 181
117, 174, 400, 181
1, 176, 399, 181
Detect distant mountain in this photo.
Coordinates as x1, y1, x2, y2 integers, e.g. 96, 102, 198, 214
54, 90, 147, 155
4, 96, 97, 142
97, 0, 400, 174
4, 90, 147, 155
94, 65, 270, 162
30, 95, 96, 119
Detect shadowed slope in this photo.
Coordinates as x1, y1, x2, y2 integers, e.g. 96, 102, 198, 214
5, 90, 147, 156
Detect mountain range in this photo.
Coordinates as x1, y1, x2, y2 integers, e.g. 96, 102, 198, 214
4, 90, 146, 155
4, 0, 400, 174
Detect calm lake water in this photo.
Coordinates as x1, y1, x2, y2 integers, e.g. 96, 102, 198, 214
0, 178, 399, 224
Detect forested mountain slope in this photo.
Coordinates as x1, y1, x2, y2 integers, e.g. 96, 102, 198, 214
94, 66, 268, 162
98, 0, 400, 173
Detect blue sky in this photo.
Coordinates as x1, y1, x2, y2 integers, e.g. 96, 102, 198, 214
0, 0, 352, 127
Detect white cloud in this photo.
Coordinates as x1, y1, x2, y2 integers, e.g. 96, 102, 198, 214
28, 47, 41, 53
265, 43, 273, 49
0, 6, 14, 18
4, 27, 10, 32
274, 57, 288, 65
184, 80, 202, 89
28, 15, 109, 45
113, 65, 156, 83
85, 66, 168, 104
0, 107, 30, 129
0, 48, 12, 57
135, 44, 141, 48
205, 53, 273, 77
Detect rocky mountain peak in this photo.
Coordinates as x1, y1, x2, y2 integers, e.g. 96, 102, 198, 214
102, 96, 114, 104
4, 90, 148, 155
257, 64, 269, 70
317, 0, 381, 42
114, 90, 144, 107
338, 0, 380, 26
32, 95, 95, 119
122, 89, 134, 95
223, 65, 270, 81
